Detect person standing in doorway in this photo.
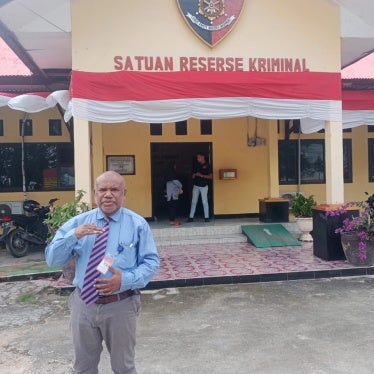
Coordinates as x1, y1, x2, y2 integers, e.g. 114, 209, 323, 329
45, 171, 160, 374
165, 161, 183, 226
187, 152, 213, 222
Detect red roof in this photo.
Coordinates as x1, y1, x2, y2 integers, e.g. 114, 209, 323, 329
342, 53, 374, 79
0, 37, 31, 76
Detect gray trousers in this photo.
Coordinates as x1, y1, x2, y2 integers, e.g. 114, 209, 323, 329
69, 289, 141, 374
189, 185, 209, 218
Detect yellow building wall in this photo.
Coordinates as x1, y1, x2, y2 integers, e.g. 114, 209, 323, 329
278, 123, 326, 205
1, 110, 373, 215
277, 124, 374, 206
99, 115, 374, 216
68, 0, 343, 216
0, 106, 70, 142
346, 126, 374, 201
0, 106, 75, 206
98, 117, 278, 216
3, 2, 372, 217
96, 122, 152, 214
71, 0, 340, 72
212, 118, 271, 214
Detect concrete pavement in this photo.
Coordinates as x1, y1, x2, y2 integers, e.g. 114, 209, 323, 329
1, 276, 374, 373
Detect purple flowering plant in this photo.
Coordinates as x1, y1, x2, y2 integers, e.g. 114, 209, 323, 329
326, 193, 374, 260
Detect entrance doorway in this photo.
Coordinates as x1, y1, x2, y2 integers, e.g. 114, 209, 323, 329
151, 143, 213, 220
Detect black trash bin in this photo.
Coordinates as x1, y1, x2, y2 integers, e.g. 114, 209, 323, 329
259, 198, 289, 223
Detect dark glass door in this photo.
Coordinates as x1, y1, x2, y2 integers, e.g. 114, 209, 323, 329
150, 142, 213, 220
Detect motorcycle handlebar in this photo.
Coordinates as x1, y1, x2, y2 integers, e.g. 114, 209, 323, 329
48, 198, 59, 205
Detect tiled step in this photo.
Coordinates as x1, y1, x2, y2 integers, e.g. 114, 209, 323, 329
151, 221, 300, 246
155, 233, 248, 246
152, 224, 242, 237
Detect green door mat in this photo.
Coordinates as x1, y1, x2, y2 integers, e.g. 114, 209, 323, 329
241, 224, 301, 248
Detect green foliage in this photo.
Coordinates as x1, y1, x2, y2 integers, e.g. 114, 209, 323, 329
44, 190, 89, 242
291, 193, 317, 218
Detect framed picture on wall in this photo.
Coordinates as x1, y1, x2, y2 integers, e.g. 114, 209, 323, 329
106, 155, 135, 175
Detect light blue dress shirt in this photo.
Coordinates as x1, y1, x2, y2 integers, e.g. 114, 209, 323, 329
45, 207, 160, 292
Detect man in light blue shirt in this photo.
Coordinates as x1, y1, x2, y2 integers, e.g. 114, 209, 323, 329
46, 171, 159, 374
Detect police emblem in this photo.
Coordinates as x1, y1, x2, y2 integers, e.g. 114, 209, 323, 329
198, 0, 225, 21
177, 0, 244, 47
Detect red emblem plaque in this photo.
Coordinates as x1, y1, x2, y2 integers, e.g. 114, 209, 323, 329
177, 0, 245, 47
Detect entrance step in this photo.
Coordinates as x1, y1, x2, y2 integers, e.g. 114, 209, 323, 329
154, 232, 247, 246
150, 220, 300, 246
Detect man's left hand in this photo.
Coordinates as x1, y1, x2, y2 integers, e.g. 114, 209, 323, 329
94, 266, 122, 295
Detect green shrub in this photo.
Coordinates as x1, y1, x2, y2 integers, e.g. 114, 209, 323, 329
290, 193, 317, 218
44, 190, 89, 242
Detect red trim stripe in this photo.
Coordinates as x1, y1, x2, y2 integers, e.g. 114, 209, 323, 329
0, 92, 16, 98
71, 70, 341, 102
342, 90, 374, 110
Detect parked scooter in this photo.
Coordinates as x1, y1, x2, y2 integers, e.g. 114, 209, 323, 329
0, 198, 58, 258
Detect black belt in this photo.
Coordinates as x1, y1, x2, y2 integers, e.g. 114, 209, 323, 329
95, 289, 140, 305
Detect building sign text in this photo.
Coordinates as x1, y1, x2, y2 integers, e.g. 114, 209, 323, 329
113, 55, 310, 72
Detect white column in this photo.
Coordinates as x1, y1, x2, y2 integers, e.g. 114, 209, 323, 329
325, 121, 344, 204
74, 119, 93, 206
267, 119, 279, 197
91, 122, 104, 182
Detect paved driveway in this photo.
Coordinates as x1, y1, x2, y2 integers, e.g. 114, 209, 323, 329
1, 276, 374, 373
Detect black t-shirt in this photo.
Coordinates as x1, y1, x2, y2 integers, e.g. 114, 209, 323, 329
193, 163, 212, 187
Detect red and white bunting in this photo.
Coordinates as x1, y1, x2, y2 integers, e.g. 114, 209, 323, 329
0, 91, 70, 114
68, 70, 343, 125
0, 75, 373, 133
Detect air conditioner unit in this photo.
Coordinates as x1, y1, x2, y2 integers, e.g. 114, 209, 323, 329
0, 201, 24, 215
280, 192, 302, 204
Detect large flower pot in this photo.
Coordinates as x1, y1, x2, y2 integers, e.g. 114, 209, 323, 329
295, 217, 313, 241
340, 231, 374, 266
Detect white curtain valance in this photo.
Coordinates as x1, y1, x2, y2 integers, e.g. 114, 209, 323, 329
1, 85, 373, 134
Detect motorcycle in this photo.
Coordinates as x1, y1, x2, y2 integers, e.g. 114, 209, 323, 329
0, 198, 58, 258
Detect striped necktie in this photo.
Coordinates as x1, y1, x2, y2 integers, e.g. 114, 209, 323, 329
80, 218, 110, 305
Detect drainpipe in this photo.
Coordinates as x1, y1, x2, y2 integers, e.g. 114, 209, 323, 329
21, 112, 28, 201
297, 125, 301, 193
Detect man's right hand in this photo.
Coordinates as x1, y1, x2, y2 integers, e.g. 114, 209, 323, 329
75, 224, 105, 240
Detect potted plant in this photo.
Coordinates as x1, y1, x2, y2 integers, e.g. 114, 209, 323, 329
290, 193, 317, 241
327, 193, 374, 266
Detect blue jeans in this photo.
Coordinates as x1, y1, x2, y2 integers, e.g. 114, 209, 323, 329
189, 185, 209, 218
